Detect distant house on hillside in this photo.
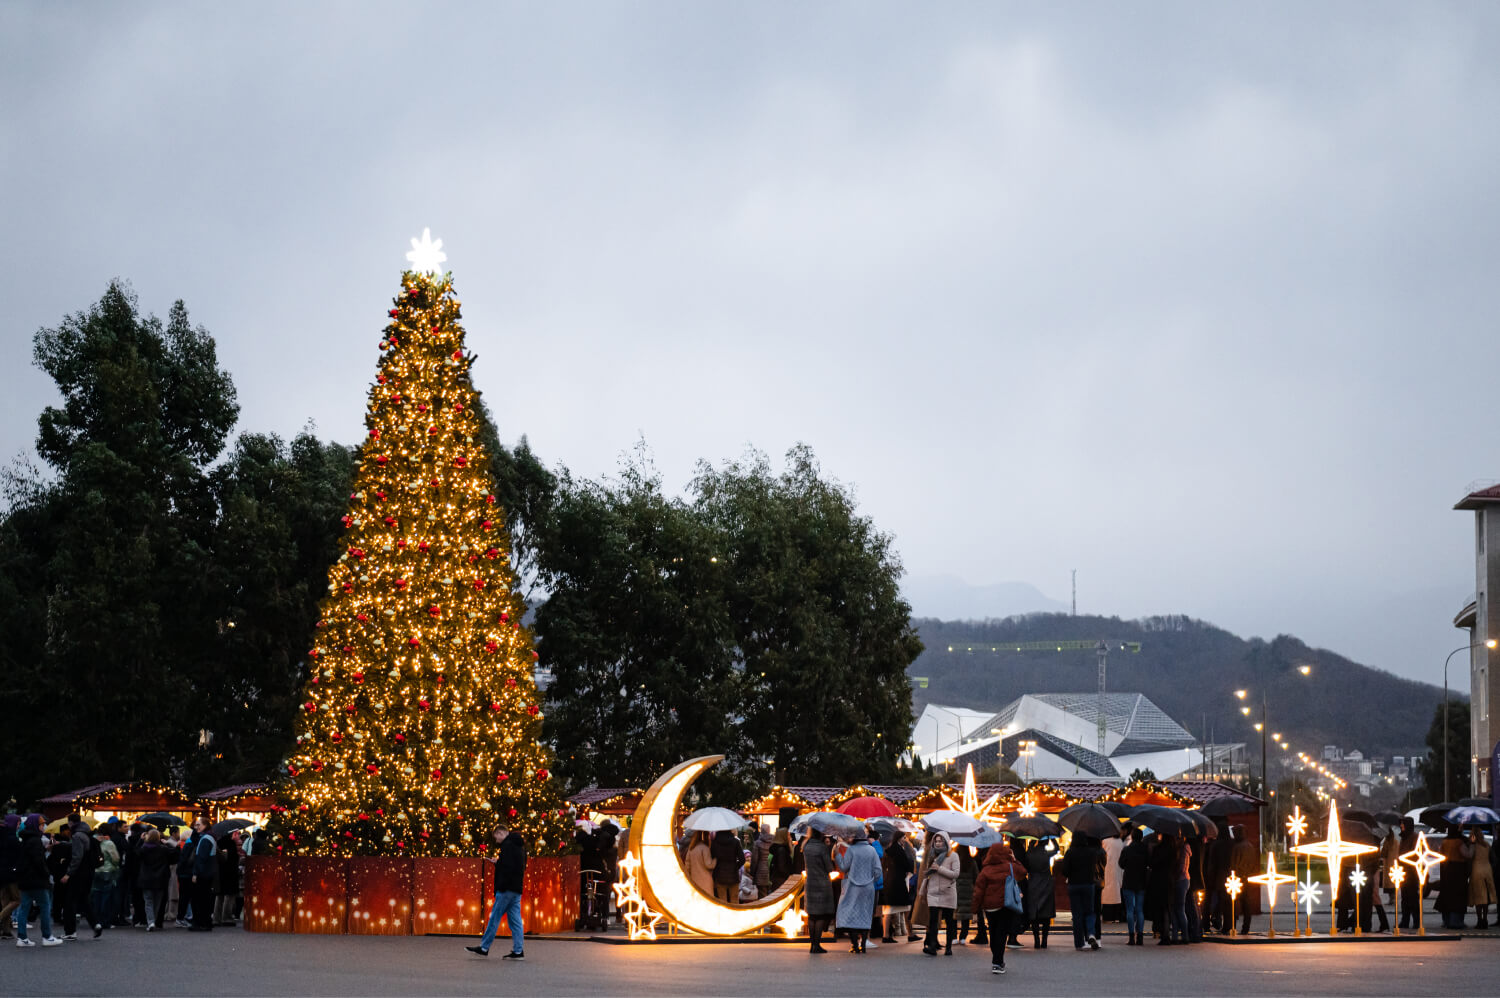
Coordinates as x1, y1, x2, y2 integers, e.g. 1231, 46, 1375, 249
911, 694, 1244, 784
1454, 482, 1500, 799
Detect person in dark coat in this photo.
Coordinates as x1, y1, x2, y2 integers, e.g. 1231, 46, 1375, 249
1060, 834, 1104, 950
1146, 831, 1175, 941
62, 819, 101, 938
188, 818, 218, 931
1228, 825, 1260, 933
1206, 822, 1234, 933
466, 822, 528, 958
137, 828, 174, 930
1396, 820, 1421, 929
1119, 826, 1150, 945
954, 844, 977, 944
46, 833, 73, 938
802, 829, 836, 953
215, 833, 241, 925
1186, 827, 1208, 942
0, 813, 22, 937
1436, 825, 1473, 929
878, 830, 912, 942
15, 815, 60, 945
972, 838, 1025, 973
175, 829, 198, 926
709, 829, 742, 904
1023, 838, 1057, 948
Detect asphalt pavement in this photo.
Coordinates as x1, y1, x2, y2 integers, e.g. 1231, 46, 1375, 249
4, 922, 1494, 997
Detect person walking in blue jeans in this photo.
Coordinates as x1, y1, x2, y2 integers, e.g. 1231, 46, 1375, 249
15, 815, 63, 947
1059, 834, 1104, 950
466, 822, 527, 960
1118, 826, 1149, 945
1168, 835, 1192, 944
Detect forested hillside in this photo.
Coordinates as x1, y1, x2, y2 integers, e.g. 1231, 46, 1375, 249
909, 614, 1442, 759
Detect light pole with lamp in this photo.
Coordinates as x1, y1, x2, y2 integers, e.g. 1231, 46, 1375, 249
1443, 639, 1497, 803
1237, 664, 1312, 849
990, 724, 1017, 778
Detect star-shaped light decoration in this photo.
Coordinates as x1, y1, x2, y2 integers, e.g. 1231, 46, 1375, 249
405, 227, 448, 275
1225, 872, 1243, 899
1293, 808, 1376, 899
1017, 793, 1038, 819
1299, 872, 1322, 927
1249, 851, 1297, 937
1285, 805, 1308, 845
776, 908, 807, 938
1348, 867, 1367, 891
940, 764, 1004, 827
1389, 864, 1407, 936
611, 852, 664, 941
1399, 834, 1444, 887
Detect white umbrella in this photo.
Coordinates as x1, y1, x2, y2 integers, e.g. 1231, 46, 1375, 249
682, 806, 749, 833
921, 809, 985, 836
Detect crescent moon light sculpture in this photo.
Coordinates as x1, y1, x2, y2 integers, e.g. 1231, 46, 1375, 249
627, 755, 804, 937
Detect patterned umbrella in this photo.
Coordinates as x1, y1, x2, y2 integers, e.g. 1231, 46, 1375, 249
1444, 805, 1500, 828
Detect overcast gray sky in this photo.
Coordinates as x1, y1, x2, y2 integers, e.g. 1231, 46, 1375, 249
3, 1, 1497, 686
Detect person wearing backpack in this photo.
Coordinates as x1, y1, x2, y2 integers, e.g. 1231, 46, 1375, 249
973, 838, 1026, 975
89, 827, 121, 934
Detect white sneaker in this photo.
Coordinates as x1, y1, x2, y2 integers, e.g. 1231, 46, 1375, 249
16, 937, 34, 947
866, 938, 879, 948
956, 938, 968, 945
41, 937, 63, 947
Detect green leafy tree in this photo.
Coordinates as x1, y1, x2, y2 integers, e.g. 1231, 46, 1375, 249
692, 445, 922, 785
1417, 700, 1470, 803
536, 452, 749, 803
0, 281, 238, 804
1128, 767, 1159, 783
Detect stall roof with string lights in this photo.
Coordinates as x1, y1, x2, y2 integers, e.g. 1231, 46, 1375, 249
37, 781, 201, 823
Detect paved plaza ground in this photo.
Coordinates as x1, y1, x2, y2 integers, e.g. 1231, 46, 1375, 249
5, 919, 1495, 997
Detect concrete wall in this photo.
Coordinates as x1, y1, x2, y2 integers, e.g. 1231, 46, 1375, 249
1472, 507, 1500, 796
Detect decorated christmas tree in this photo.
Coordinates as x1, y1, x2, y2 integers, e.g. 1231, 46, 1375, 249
267, 230, 570, 858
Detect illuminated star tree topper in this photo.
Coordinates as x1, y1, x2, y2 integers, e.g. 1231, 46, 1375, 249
406, 227, 448, 275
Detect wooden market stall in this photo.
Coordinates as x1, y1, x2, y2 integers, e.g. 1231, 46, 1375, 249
198, 783, 276, 824
38, 781, 200, 827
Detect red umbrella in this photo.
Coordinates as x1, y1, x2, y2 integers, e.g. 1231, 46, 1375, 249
836, 796, 899, 819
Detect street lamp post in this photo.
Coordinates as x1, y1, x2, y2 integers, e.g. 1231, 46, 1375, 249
1442, 639, 1497, 803
1237, 668, 1311, 850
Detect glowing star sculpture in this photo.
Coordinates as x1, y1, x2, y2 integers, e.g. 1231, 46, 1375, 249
1293, 808, 1376, 933
1248, 852, 1296, 938
1298, 872, 1321, 932
776, 908, 807, 938
1389, 864, 1406, 936
1285, 805, 1309, 935
1225, 872, 1243, 936
405, 227, 447, 275
1399, 835, 1444, 937
611, 852, 663, 941
627, 755, 804, 937
1017, 794, 1039, 819
940, 764, 1004, 827
1348, 868, 1367, 935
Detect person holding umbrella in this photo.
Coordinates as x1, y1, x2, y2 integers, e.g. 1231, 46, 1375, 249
710, 829, 742, 905
835, 828, 882, 954
1467, 826, 1495, 929
1060, 833, 1104, 950
1119, 826, 1149, 945
1022, 837, 1057, 948
684, 831, 717, 897
802, 828, 836, 954
920, 832, 959, 956
1436, 825, 1473, 929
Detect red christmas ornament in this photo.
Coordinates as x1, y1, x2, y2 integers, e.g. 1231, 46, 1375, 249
384, 516, 396, 526
394, 733, 406, 742
430, 769, 443, 781
452, 350, 463, 360
387, 309, 398, 317
376, 490, 387, 500
486, 494, 496, 505
311, 761, 324, 772
417, 404, 428, 412
352, 671, 364, 683
428, 605, 442, 617
485, 642, 498, 653
418, 699, 431, 711
418, 542, 429, 552
358, 812, 369, 821
437, 806, 449, 816
299, 804, 309, 811
505, 677, 517, 688
431, 325, 439, 332
330, 732, 343, 742
435, 674, 445, 684
304, 701, 318, 713
396, 841, 405, 850
308, 649, 320, 659
395, 578, 407, 588
375, 455, 388, 464
536, 769, 549, 781
408, 287, 419, 297
377, 374, 386, 384
369, 429, 380, 439
396, 539, 406, 548
454, 456, 468, 467
427, 426, 438, 436
341, 582, 353, 592
356, 613, 369, 622
473, 578, 485, 590
454, 403, 463, 412
498, 611, 508, 621
496, 773, 509, 782
344, 703, 357, 714
527, 704, 540, 716
508, 809, 518, 818
287, 766, 300, 777
340, 515, 352, 527
481, 520, 493, 531
366, 764, 379, 774
408, 637, 420, 646
489, 701, 502, 711
487, 549, 499, 560
375, 809, 384, 817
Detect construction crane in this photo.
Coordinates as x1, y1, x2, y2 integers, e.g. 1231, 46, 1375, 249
944, 639, 1143, 756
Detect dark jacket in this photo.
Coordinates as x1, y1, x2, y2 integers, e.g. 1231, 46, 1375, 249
494, 832, 526, 894
1060, 840, 1105, 887
66, 826, 94, 879
1119, 838, 1150, 892
0, 828, 21, 886
177, 836, 197, 878
191, 833, 217, 879
1022, 842, 1057, 920
1188, 836, 1206, 890
47, 839, 71, 886
880, 837, 913, 907
710, 830, 741, 885
18, 829, 51, 892
802, 838, 836, 917
217, 837, 240, 894
138, 841, 174, 892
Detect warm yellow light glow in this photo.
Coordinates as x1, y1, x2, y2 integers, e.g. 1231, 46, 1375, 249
629, 756, 803, 937
405, 228, 447, 274
776, 908, 806, 938
939, 764, 1004, 827
1488, 639, 1498, 650
1017, 794, 1038, 819
612, 852, 663, 941
1399, 834, 1444, 887
1249, 852, 1296, 909
1285, 806, 1308, 844
1235, 689, 1248, 699
1299, 872, 1321, 925
1240, 706, 1251, 716
1298, 664, 1312, 675
1225, 872, 1242, 898
1295, 808, 1376, 898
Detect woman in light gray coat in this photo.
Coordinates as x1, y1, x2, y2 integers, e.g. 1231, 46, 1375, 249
836, 832, 882, 954
922, 833, 959, 956
802, 829, 836, 953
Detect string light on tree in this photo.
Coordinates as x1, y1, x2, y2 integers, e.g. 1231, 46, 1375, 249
264, 231, 571, 859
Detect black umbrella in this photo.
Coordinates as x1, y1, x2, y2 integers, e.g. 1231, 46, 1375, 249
1419, 804, 1460, 830
1183, 810, 1219, 838
1131, 805, 1198, 836
1097, 801, 1134, 818
1374, 810, 1404, 826
137, 812, 185, 828
1339, 807, 1378, 827
1058, 803, 1124, 840
1457, 797, 1493, 808
1199, 798, 1253, 817
208, 817, 255, 838
1005, 814, 1064, 838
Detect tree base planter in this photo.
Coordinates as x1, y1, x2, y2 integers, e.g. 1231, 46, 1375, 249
245, 854, 580, 936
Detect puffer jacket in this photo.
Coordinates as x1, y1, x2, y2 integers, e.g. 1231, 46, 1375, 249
924, 846, 959, 909
972, 842, 1025, 912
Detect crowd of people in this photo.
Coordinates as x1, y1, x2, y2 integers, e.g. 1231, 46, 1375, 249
1, 812, 254, 947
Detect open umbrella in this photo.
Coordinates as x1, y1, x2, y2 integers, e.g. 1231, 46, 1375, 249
922, 809, 985, 837
1340, 819, 1381, 847
1131, 805, 1197, 836
1058, 803, 1124, 839
951, 827, 1003, 849
1199, 798, 1251, 818
1457, 797, 1493, 808
791, 811, 866, 838
682, 807, 748, 834
1097, 801, 1134, 818
1373, 810, 1404, 826
208, 817, 255, 838
866, 817, 921, 835
1183, 810, 1219, 838
137, 812, 185, 828
1445, 805, 1500, 827
836, 796, 899, 819
1004, 814, 1063, 838
43, 817, 72, 834
1339, 807, 1378, 827
1418, 803, 1461, 830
